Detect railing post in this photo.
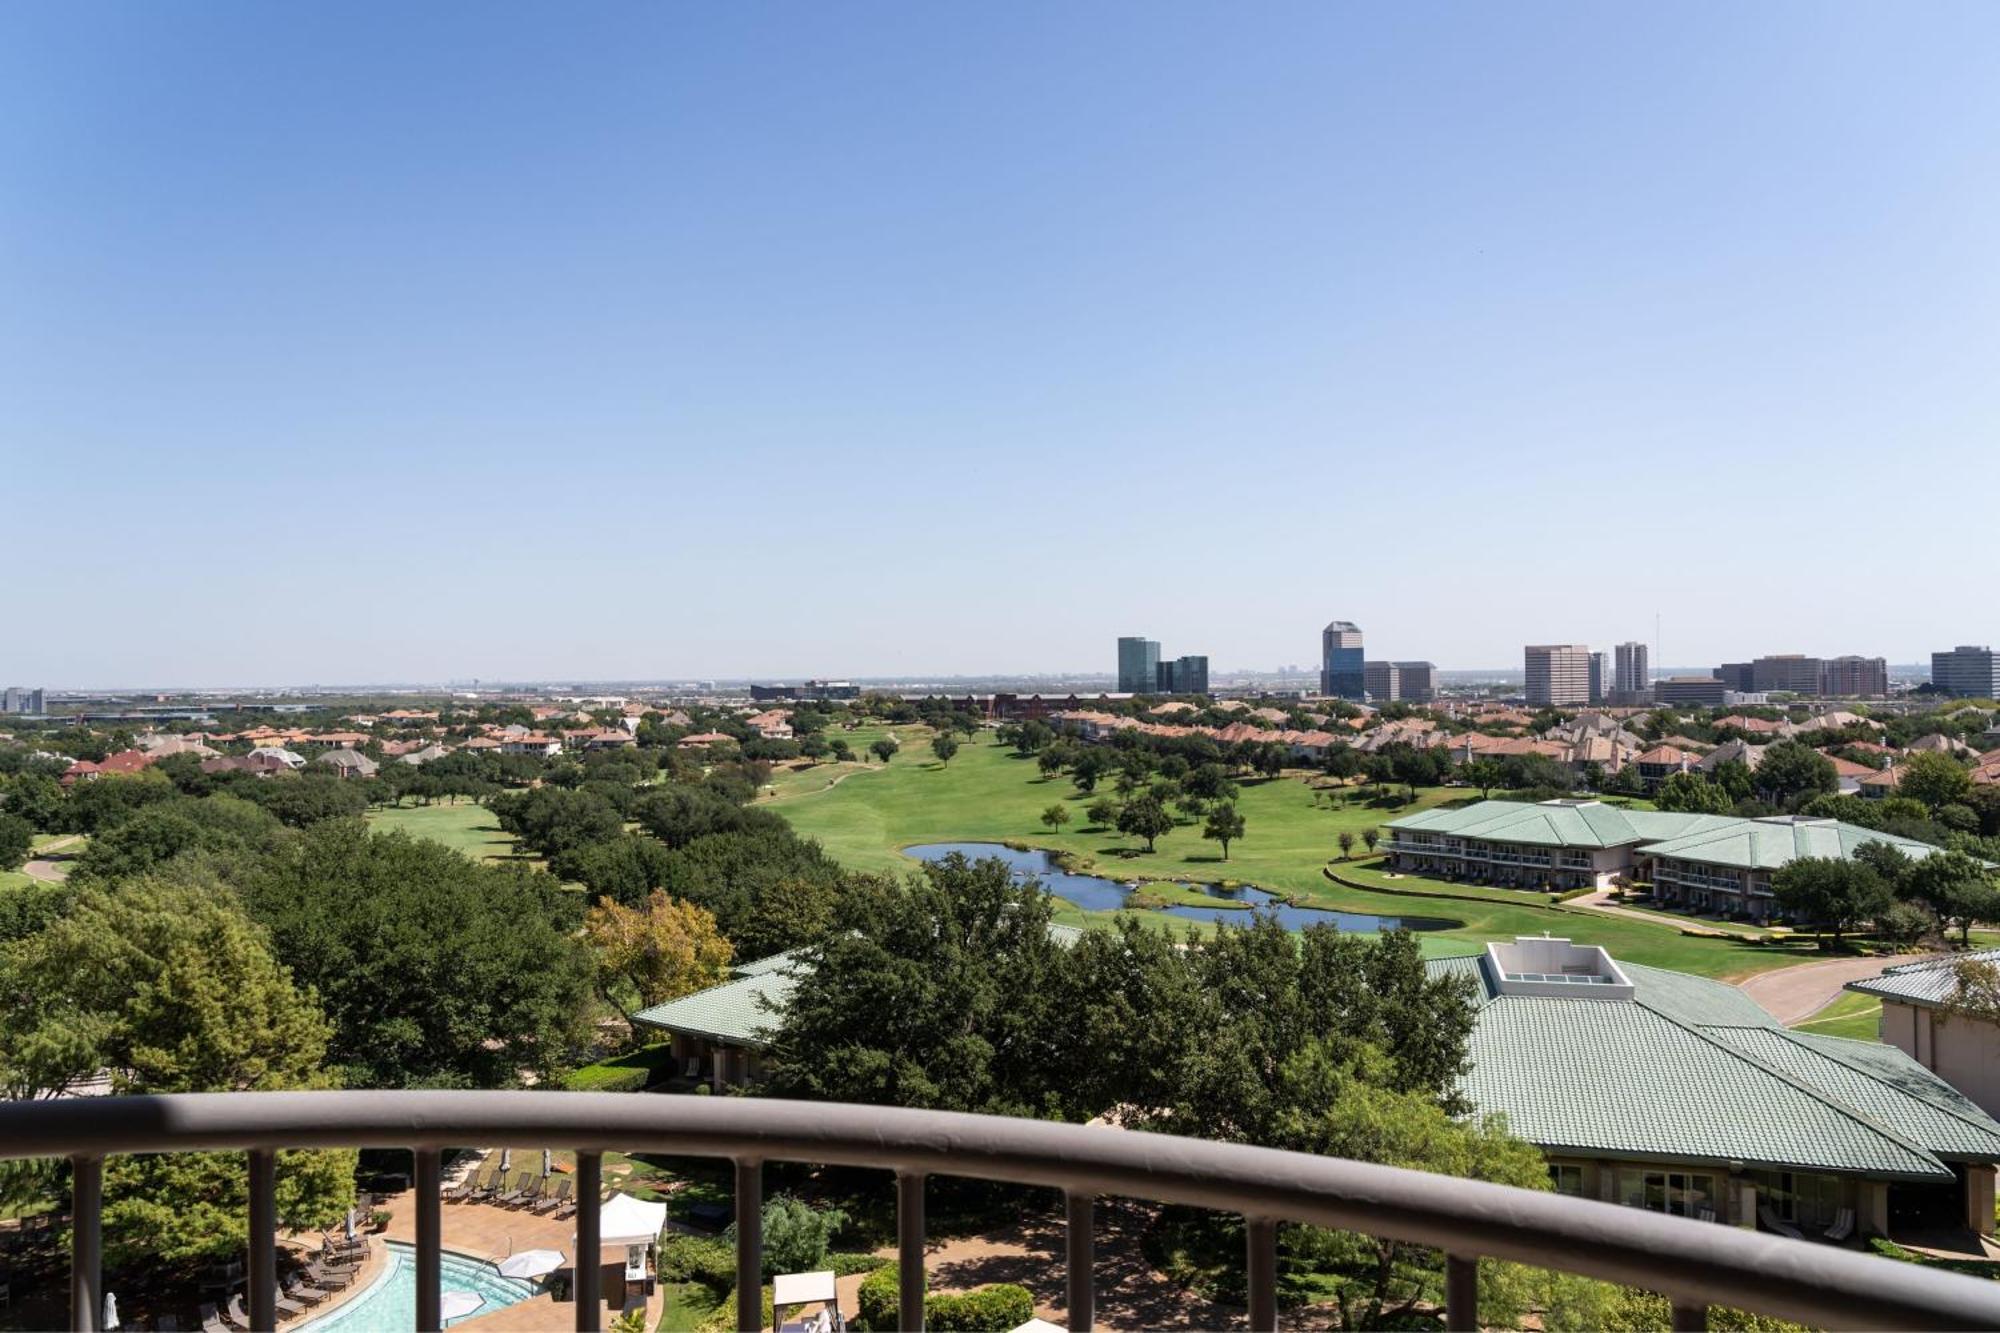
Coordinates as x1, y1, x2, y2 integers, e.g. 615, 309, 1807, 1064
71, 1155, 103, 1333
248, 1149, 277, 1332
575, 1150, 603, 1332
1444, 1253, 1477, 1332
412, 1149, 441, 1331
734, 1159, 763, 1333
1064, 1192, 1094, 1333
897, 1172, 926, 1333
1245, 1216, 1277, 1332
1671, 1301, 1708, 1331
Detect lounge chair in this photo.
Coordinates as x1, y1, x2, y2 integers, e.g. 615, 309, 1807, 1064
1757, 1204, 1804, 1240
1823, 1208, 1855, 1242
532, 1179, 572, 1215
305, 1263, 354, 1291
495, 1172, 538, 1208
224, 1295, 250, 1329
446, 1165, 491, 1203
274, 1290, 309, 1320
199, 1304, 229, 1333
553, 1188, 580, 1220
282, 1276, 329, 1307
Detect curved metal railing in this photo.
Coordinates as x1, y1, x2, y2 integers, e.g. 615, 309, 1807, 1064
2, 1090, 1997, 1332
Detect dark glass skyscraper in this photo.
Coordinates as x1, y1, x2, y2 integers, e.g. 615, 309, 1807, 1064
1321, 621, 1365, 699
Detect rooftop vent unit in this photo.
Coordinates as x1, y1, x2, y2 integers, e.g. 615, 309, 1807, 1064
1485, 936, 1634, 1002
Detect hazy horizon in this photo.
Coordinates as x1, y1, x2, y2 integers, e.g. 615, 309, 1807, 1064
8, 3, 2000, 685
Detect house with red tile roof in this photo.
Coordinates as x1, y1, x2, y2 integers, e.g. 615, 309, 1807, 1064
677, 731, 738, 749
61, 749, 157, 787
1633, 745, 1700, 792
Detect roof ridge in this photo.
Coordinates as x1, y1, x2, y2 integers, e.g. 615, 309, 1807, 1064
1773, 1028, 2000, 1146
1633, 999, 1946, 1173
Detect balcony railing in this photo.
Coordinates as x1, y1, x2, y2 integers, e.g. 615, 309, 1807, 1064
3, 1091, 1997, 1332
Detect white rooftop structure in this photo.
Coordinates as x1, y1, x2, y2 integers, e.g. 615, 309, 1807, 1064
1484, 936, 1635, 1002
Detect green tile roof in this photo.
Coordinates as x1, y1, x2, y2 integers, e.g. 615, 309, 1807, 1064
1389, 799, 1947, 873
630, 953, 802, 1049
1432, 952, 2000, 1180
1846, 949, 2000, 1009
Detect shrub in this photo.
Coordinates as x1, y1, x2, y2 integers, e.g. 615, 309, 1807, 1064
656, 1233, 736, 1289
855, 1265, 1032, 1332
564, 1043, 678, 1092
698, 1284, 775, 1332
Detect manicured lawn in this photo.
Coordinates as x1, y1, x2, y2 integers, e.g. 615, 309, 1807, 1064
365, 801, 524, 863
1789, 990, 1883, 1042
0, 869, 35, 893
766, 732, 1822, 979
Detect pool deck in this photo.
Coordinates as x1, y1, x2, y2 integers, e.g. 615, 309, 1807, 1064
295, 1155, 658, 1331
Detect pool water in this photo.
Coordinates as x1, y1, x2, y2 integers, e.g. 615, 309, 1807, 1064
296, 1241, 539, 1331
905, 842, 1459, 932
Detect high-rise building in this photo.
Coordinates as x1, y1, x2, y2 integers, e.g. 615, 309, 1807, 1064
1818, 656, 1888, 698
1363, 661, 1401, 702
1588, 652, 1607, 705
1614, 642, 1650, 696
1932, 646, 2000, 699
1751, 655, 1824, 696
1715, 663, 1756, 693
1394, 661, 1437, 704
1, 687, 43, 715
1321, 621, 1365, 699
1524, 645, 1592, 707
1116, 637, 1161, 693
1654, 676, 1728, 707
1155, 655, 1210, 696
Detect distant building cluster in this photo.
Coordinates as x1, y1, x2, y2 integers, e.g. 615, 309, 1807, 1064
1115, 637, 1209, 695
1319, 621, 1434, 704
748, 680, 861, 702
2, 687, 44, 715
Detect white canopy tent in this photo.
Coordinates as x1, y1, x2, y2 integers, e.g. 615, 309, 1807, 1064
578, 1192, 670, 1281
774, 1270, 840, 1333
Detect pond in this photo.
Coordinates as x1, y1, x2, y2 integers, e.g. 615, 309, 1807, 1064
904, 842, 1459, 933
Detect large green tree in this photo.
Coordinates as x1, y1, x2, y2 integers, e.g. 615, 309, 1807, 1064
1896, 751, 1973, 812
1753, 741, 1839, 809
1770, 856, 1893, 947
239, 821, 593, 1087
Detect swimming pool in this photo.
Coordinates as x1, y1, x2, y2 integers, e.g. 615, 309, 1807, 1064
295, 1240, 540, 1331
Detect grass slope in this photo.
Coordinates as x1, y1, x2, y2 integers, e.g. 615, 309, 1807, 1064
364, 801, 525, 863
766, 731, 1819, 979
1788, 990, 1883, 1042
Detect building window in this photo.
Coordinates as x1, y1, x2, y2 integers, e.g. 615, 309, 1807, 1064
1549, 1164, 1585, 1196
1750, 1170, 1842, 1230
1618, 1169, 1717, 1218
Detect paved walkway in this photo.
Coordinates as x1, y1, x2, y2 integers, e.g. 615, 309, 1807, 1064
1567, 888, 1755, 938
21, 835, 80, 883
1736, 952, 1931, 1025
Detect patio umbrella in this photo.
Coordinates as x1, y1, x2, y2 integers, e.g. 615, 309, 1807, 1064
102, 1293, 120, 1331
440, 1291, 483, 1321
344, 1208, 356, 1243
542, 1148, 551, 1177
496, 1249, 565, 1279
499, 1148, 512, 1174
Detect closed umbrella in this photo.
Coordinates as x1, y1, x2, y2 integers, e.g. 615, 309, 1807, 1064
102, 1293, 120, 1331
440, 1291, 483, 1321
344, 1208, 356, 1243
496, 1249, 565, 1279
542, 1148, 551, 1177
499, 1148, 512, 1174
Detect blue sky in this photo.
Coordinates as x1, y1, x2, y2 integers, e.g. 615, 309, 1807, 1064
6, 3, 1999, 686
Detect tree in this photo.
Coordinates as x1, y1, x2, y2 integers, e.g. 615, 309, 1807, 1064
1897, 751, 1973, 812
1085, 797, 1118, 830
1116, 796, 1174, 852
239, 821, 594, 1087
1337, 830, 1356, 860
1361, 827, 1380, 855
583, 890, 734, 1022
729, 1196, 847, 1278
1037, 749, 1065, 781
0, 813, 29, 872
1464, 759, 1504, 799
1770, 857, 1893, 947
764, 855, 1071, 1115
828, 738, 854, 764
1905, 851, 2000, 945
1654, 772, 1732, 814
1039, 803, 1071, 834
870, 737, 900, 765
929, 735, 960, 767
1754, 741, 1839, 809
1069, 749, 1112, 794
1201, 803, 1245, 860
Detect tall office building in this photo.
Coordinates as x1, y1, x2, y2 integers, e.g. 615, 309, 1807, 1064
1525, 645, 1592, 707
1614, 642, 1650, 696
1932, 646, 2000, 699
1751, 655, 1824, 696
1363, 661, 1400, 702
1155, 655, 1210, 696
1116, 637, 1161, 693
1819, 656, 1888, 697
1395, 661, 1437, 704
1320, 621, 1365, 699
1, 687, 43, 715
1588, 652, 1607, 705
1715, 663, 1756, 693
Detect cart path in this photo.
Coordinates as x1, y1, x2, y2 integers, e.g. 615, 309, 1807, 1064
21, 835, 82, 883
1736, 951, 1933, 1025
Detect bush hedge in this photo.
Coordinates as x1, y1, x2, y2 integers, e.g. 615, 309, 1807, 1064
855, 1264, 1033, 1332
564, 1042, 678, 1092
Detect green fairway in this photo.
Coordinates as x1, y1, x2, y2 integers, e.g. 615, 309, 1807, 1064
765, 731, 1821, 979
1789, 990, 1883, 1042
365, 801, 524, 863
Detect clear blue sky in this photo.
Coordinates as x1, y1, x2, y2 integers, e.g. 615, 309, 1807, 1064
6, 3, 1999, 686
